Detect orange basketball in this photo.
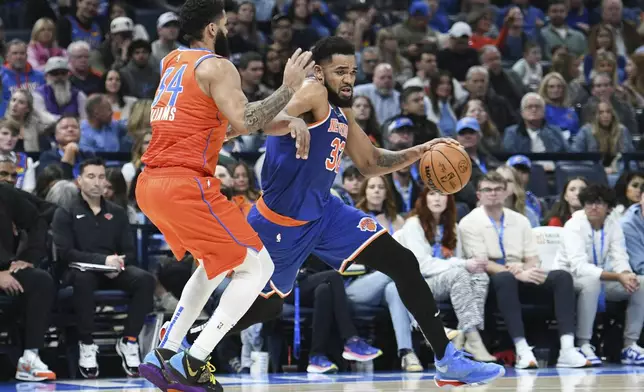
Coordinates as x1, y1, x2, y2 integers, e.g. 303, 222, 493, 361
419, 143, 472, 194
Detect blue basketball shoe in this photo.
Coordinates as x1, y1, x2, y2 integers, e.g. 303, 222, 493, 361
434, 342, 505, 387
139, 348, 175, 391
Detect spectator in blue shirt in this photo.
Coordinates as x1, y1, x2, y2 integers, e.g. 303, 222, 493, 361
538, 72, 580, 140
80, 94, 130, 153
38, 115, 94, 179
621, 183, 644, 275
1, 40, 46, 115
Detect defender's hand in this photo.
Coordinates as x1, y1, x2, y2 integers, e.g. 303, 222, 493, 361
289, 118, 310, 159
282, 49, 315, 92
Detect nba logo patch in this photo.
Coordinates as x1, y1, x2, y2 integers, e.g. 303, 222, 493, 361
357, 217, 378, 232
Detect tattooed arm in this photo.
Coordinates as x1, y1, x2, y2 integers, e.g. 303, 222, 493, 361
197, 49, 313, 134
344, 109, 458, 177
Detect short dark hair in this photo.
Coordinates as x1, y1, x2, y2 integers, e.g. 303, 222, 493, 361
238, 51, 263, 70
400, 86, 424, 106
79, 157, 106, 175
342, 165, 363, 181
180, 0, 225, 43
578, 183, 617, 208
523, 41, 539, 54
478, 171, 507, 189
127, 39, 152, 57
311, 36, 355, 66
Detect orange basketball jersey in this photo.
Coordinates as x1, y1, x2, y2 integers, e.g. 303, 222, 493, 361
143, 48, 227, 176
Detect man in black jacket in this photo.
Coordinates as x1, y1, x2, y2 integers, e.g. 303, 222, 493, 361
0, 183, 56, 382
51, 157, 154, 379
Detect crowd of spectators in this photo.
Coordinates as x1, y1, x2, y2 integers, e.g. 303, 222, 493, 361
2, 0, 644, 382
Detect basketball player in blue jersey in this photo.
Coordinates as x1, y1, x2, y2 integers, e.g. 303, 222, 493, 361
242, 36, 503, 387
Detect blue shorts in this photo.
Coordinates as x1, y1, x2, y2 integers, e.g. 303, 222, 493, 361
247, 196, 388, 298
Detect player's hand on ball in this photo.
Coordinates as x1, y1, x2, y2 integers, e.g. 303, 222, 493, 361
418, 137, 462, 154
283, 48, 315, 91
289, 118, 310, 159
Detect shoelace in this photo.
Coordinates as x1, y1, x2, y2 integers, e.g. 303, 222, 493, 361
197, 361, 218, 385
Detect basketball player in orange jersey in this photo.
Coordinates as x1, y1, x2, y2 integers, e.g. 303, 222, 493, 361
135, 0, 314, 390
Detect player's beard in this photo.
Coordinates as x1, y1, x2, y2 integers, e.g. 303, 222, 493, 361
325, 82, 352, 108
214, 31, 230, 58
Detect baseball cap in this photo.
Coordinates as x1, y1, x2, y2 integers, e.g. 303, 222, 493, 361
110, 16, 134, 34
449, 21, 473, 38
388, 117, 414, 133
507, 155, 532, 169
44, 56, 69, 74
409, 1, 430, 17
456, 117, 480, 133
157, 12, 179, 29
272, 13, 290, 27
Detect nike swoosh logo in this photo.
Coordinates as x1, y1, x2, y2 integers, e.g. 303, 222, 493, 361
435, 310, 440, 317
76, 214, 85, 219
186, 360, 199, 377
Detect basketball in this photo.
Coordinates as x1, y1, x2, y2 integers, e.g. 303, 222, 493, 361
419, 143, 472, 194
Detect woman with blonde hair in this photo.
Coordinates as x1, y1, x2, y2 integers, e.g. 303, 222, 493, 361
376, 29, 413, 86
572, 101, 634, 175
27, 18, 66, 72
496, 165, 540, 227
355, 175, 404, 234
622, 54, 644, 108
4, 88, 56, 152
582, 24, 626, 83
538, 72, 580, 138
127, 99, 152, 140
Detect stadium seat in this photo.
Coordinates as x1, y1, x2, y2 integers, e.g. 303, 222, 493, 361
527, 164, 550, 198
555, 163, 607, 193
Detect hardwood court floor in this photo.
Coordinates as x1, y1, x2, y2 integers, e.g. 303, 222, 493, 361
2, 366, 644, 392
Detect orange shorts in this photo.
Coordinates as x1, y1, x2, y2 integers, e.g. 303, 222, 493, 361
136, 167, 263, 279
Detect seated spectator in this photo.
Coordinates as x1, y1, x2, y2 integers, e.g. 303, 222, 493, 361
333, 165, 363, 206
4, 88, 56, 153
622, 182, 644, 276
512, 42, 543, 92
579, 73, 638, 137
572, 101, 634, 176
565, 0, 590, 34
394, 188, 496, 362
351, 96, 382, 147
151, 12, 180, 65
38, 115, 93, 179
0, 156, 17, 186
268, 14, 296, 67
405, 46, 468, 102
496, 165, 540, 227
355, 175, 405, 234
55, 0, 103, 50
506, 155, 542, 219
539, 0, 587, 60
382, 86, 439, 142
286, 0, 323, 49
497, 1, 544, 41
622, 55, 644, 109
95, 16, 135, 72
539, 72, 580, 140
461, 99, 502, 154
122, 130, 151, 190
126, 99, 152, 140
468, 6, 513, 51
392, 165, 421, 216
1, 40, 46, 115
27, 18, 66, 72
355, 46, 378, 86
425, 71, 458, 137
503, 93, 568, 160
546, 177, 588, 227
80, 94, 131, 153
390, 2, 437, 50
582, 25, 626, 85
480, 45, 526, 110
45, 179, 80, 211
51, 157, 155, 378
102, 69, 137, 122
459, 171, 588, 368
0, 119, 35, 192
437, 22, 480, 82
289, 259, 382, 374
354, 64, 401, 125
107, 0, 149, 42
554, 184, 644, 366
67, 41, 103, 96
613, 172, 644, 217
34, 164, 65, 200
105, 168, 138, 224
0, 183, 56, 382
590, 51, 626, 86
34, 56, 88, 120
120, 40, 161, 100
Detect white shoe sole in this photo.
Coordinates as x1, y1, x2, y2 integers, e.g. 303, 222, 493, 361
116, 342, 140, 377
556, 360, 591, 368
342, 350, 382, 362
15, 371, 48, 382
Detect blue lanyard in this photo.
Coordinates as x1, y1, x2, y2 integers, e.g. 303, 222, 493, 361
478, 159, 487, 174
592, 229, 605, 266
293, 284, 301, 359
393, 179, 412, 213
433, 225, 443, 258
489, 215, 506, 264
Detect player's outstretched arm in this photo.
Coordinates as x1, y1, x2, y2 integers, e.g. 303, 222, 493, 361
200, 49, 314, 135
345, 109, 459, 177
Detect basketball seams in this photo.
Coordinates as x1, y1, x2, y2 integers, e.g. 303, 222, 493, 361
435, 148, 463, 192
450, 145, 473, 183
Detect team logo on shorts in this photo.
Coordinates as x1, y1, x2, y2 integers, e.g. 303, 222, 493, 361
357, 217, 378, 232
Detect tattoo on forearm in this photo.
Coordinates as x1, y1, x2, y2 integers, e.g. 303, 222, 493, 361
244, 85, 294, 133
375, 149, 413, 168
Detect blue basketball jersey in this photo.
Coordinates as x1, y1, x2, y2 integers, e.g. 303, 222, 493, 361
261, 103, 349, 222
67, 16, 102, 50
